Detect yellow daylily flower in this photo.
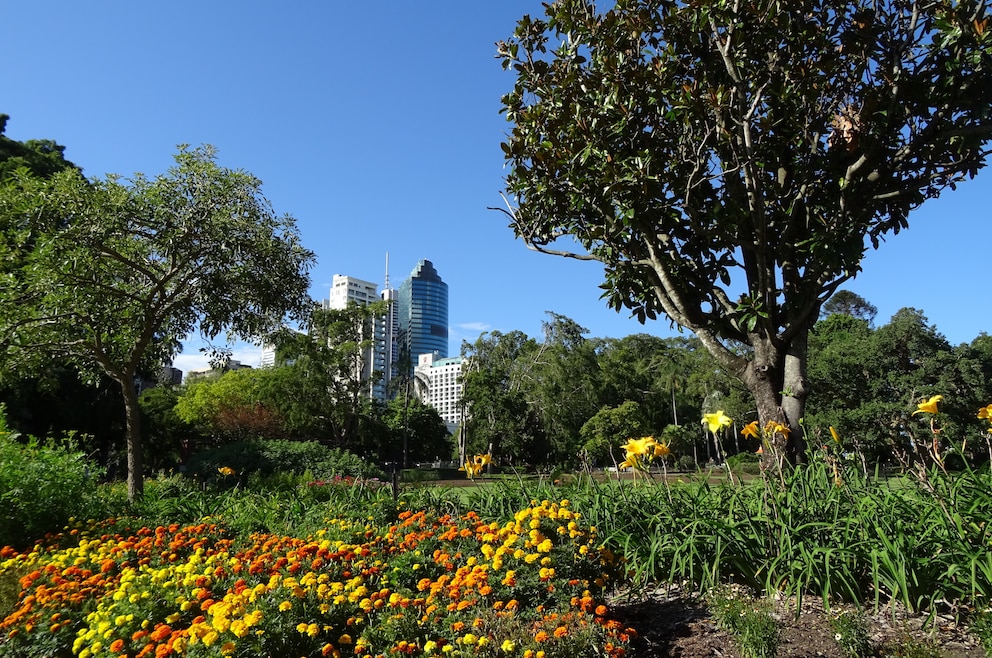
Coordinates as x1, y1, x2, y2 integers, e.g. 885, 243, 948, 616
218, 466, 235, 477
763, 420, 791, 437
913, 395, 943, 415
977, 404, 992, 421
741, 421, 760, 439
702, 411, 732, 435
829, 426, 841, 443
460, 453, 492, 479
618, 436, 669, 471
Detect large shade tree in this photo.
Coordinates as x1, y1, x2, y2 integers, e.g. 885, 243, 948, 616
498, 0, 992, 457
0, 146, 315, 500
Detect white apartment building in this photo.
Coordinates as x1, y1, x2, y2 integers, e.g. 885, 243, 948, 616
415, 352, 464, 434
323, 274, 393, 400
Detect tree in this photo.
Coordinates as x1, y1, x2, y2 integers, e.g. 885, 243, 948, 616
579, 400, 644, 466
806, 308, 988, 464
381, 396, 453, 465
498, 0, 992, 458
0, 146, 315, 500
0, 114, 79, 182
524, 313, 603, 464
175, 369, 284, 444
460, 330, 546, 464
139, 385, 201, 469
265, 302, 390, 452
821, 290, 878, 324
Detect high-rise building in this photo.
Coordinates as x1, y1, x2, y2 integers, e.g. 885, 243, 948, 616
397, 259, 448, 372
415, 352, 464, 434
323, 274, 390, 400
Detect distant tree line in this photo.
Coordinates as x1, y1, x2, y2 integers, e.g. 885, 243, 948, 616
460, 306, 992, 470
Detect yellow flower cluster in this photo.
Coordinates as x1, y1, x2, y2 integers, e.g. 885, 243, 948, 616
740, 420, 791, 439
460, 453, 492, 479
618, 437, 670, 471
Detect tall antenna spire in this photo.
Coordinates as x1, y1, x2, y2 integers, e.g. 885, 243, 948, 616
384, 252, 390, 289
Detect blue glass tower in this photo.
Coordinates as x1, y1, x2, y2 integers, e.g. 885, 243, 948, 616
397, 259, 448, 371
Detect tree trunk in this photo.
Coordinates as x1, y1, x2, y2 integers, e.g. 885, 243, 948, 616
117, 373, 144, 502
743, 328, 810, 464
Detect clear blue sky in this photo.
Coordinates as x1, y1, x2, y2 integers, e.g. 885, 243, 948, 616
3, 2, 987, 375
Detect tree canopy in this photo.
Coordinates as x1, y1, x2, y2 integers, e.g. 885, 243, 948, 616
498, 0, 992, 456
0, 145, 315, 499
0, 114, 79, 181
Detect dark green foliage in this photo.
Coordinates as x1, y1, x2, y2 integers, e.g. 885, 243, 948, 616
139, 385, 200, 470
807, 308, 991, 463
184, 439, 384, 482
380, 395, 454, 465
0, 407, 104, 549
0, 114, 79, 181
580, 401, 645, 466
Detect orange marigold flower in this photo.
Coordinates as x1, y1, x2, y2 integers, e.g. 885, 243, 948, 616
535, 631, 549, 643
150, 625, 172, 642
554, 626, 568, 638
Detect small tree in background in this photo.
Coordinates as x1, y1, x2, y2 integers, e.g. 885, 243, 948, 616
580, 400, 645, 467
0, 146, 315, 501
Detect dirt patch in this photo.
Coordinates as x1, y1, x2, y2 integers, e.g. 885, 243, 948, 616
610, 585, 986, 658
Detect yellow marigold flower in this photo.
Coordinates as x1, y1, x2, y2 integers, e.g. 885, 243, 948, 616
278, 601, 292, 612
424, 640, 438, 653
741, 421, 760, 439
221, 641, 236, 654
702, 411, 732, 434
339, 634, 352, 644
913, 394, 943, 415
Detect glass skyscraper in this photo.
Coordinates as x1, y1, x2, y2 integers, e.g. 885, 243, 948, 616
397, 259, 448, 371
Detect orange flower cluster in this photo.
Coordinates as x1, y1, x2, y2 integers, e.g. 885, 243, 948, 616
1, 503, 633, 658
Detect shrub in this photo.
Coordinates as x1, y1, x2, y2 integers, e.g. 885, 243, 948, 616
184, 439, 383, 482
0, 405, 104, 549
675, 454, 697, 472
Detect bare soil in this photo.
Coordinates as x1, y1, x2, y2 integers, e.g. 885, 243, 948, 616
610, 584, 986, 658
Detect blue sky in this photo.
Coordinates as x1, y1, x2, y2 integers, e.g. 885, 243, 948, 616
3, 2, 987, 375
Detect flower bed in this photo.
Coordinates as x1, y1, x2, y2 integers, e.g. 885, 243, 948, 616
0, 500, 635, 658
